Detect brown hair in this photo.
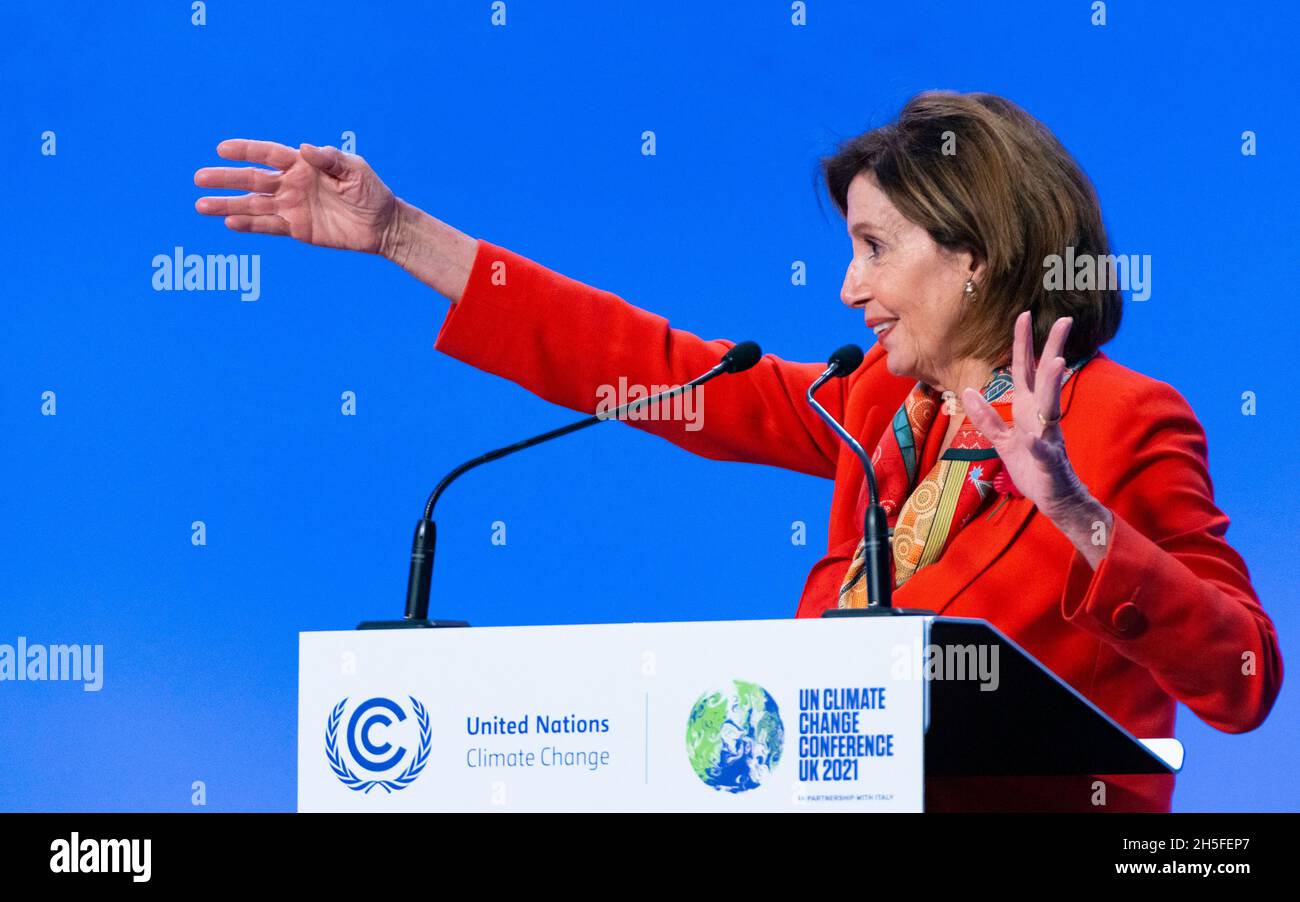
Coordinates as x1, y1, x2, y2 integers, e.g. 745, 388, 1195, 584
820, 91, 1122, 363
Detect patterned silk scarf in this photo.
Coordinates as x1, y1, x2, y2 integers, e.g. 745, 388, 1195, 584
837, 352, 1094, 609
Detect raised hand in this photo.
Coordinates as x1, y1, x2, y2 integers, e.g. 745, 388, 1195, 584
194, 140, 398, 254
961, 311, 1091, 521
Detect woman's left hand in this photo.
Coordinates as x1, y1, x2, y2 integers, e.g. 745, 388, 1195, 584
961, 311, 1113, 567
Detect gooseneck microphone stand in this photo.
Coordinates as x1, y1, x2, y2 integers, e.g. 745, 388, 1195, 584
807, 345, 928, 617
358, 342, 764, 629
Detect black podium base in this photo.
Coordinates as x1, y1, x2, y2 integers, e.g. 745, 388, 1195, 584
822, 607, 933, 617
355, 618, 470, 630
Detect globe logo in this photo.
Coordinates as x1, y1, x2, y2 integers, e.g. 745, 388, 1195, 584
685, 680, 784, 792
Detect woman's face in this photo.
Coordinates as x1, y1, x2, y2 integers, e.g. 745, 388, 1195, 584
840, 171, 980, 387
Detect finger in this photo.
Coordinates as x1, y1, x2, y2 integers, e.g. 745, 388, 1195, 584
299, 142, 349, 178
223, 214, 291, 236
1012, 310, 1033, 395
1037, 356, 1066, 426
962, 388, 1012, 443
196, 193, 278, 216
194, 165, 280, 193
1036, 317, 1073, 391
216, 139, 299, 171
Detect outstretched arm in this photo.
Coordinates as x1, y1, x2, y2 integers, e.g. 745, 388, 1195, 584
194, 140, 851, 477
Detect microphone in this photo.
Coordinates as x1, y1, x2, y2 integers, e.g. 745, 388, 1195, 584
358, 342, 764, 629
827, 343, 864, 375
806, 344, 921, 615
717, 340, 763, 374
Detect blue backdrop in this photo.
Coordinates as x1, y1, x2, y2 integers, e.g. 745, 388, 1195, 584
2, 0, 1295, 812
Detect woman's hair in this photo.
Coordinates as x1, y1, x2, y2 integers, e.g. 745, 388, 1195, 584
820, 91, 1122, 363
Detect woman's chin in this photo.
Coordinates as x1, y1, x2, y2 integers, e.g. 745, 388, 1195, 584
882, 350, 912, 379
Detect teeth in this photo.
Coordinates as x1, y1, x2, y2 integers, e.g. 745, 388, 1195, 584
872, 321, 896, 335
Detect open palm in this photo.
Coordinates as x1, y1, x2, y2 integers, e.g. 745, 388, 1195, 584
194, 139, 398, 254
962, 312, 1087, 518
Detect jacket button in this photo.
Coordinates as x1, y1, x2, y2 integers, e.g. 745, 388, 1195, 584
1111, 601, 1144, 636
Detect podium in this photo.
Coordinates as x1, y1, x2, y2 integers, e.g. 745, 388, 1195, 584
297, 615, 1179, 812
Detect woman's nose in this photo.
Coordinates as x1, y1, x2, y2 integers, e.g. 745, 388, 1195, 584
841, 260, 869, 308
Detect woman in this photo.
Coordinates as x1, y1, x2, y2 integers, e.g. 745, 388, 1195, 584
195, 91, 1281, 811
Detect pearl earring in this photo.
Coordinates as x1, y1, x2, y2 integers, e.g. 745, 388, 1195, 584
964, 278, 976, 298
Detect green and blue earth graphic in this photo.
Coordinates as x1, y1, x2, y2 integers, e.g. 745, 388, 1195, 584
686, 680, 784, 792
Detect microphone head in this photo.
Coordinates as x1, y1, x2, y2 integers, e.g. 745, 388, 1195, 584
721, 340, 762, 373
827, 344, 865, 377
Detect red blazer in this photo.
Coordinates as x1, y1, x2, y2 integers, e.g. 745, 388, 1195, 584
434, 239, 1283, 811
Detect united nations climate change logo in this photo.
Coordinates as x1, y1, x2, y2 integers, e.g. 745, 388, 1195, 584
325, 696, 431, 793
685, 680, 784, 793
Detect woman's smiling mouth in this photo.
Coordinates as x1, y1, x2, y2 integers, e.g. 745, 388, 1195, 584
866, 316, 898, 338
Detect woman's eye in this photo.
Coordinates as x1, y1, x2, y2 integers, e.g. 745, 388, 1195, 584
851, 233, 881, 259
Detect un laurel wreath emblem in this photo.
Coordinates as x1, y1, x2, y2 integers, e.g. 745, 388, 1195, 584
325, 696, 432, 793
